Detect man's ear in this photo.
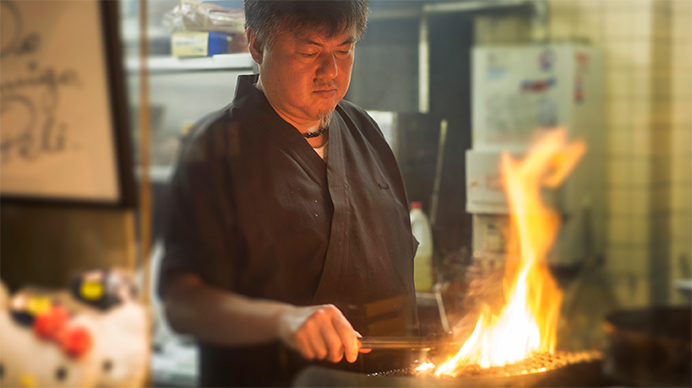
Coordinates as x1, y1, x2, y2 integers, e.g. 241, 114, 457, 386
247, 28, 263, 64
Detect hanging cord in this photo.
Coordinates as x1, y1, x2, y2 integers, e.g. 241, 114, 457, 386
429, 119, 448, 228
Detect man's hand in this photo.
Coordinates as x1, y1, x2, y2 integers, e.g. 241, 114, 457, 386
278, 304, 361, 363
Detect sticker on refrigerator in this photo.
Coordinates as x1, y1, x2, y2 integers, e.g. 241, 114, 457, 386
574, 74, 584, 103
520, 77, 556, 93
575, 52, 590, 73
538, 97, 558, 127
539, 49, 556, 71
574, 52, 589, 103
486, 51, 507, 79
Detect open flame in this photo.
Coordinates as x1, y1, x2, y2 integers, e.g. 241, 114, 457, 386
415, 361, 435, 373
435, 129, 586, 376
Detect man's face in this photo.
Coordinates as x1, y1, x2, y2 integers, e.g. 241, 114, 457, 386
256, 26, 357, 126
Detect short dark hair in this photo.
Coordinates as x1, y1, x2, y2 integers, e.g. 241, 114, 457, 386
244, 0, 369, 47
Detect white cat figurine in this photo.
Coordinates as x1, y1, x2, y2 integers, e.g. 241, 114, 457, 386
70, 269, 149, 388
0, 283, 99, 388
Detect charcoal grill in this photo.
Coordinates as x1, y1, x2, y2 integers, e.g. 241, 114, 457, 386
293, 350, 616, 387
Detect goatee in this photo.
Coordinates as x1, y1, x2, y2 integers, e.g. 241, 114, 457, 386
319, 111, 333, 129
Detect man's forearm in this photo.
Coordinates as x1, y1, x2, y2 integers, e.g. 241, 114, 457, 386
162, 272, 364, 363
162, 273, 290, 346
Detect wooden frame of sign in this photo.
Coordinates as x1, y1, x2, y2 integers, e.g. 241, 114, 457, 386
0, 0, 135, 208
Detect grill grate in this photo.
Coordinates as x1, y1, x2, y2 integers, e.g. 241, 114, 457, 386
368, 350, 602, 378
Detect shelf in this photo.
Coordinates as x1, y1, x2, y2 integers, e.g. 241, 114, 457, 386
126, 53, 255, 74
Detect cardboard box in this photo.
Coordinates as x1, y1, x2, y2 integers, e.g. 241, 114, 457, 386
171, 31, 231, 57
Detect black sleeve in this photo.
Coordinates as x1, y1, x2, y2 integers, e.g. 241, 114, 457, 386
157, 116, 238, 297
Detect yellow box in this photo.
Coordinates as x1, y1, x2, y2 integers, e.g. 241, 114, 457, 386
171, 31, 230, 57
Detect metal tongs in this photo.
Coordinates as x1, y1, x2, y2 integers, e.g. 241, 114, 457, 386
358, 336, 457, 351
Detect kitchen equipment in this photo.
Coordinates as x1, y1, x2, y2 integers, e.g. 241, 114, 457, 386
300, 333, 609, 386
359, 337, 433, 351
603, 306, 692, 387
468, 44, 605, 268
293, 353, 609, 387
358, 337, 460, 351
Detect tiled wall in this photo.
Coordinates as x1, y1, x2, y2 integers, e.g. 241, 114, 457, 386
475, 0, 691, 307
546, 0, 691, 306
669, 0, 692, 304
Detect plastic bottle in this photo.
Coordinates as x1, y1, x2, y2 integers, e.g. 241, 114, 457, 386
410, 201, 433, 292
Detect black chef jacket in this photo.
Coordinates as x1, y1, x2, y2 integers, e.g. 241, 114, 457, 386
159, 74, 419, 387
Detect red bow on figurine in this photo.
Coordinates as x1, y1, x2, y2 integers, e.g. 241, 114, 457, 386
33, 305, 92, 359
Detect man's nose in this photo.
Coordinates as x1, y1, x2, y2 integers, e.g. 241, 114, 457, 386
316, 52, 338, 79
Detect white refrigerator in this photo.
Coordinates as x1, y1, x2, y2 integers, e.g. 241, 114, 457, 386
466, 44, 606, 268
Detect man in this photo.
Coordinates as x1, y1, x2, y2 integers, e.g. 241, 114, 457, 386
159, 1, 419, 386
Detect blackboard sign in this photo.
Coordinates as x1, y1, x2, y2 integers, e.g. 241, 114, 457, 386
0, 0, 134, 207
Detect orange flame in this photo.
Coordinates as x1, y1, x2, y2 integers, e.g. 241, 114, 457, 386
415, 361, 435, 373
435, 129, 586, 376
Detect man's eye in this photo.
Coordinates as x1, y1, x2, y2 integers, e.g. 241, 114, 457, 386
301, 53, 318, 57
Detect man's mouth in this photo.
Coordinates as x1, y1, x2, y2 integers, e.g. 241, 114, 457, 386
313, 88, 337, 98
